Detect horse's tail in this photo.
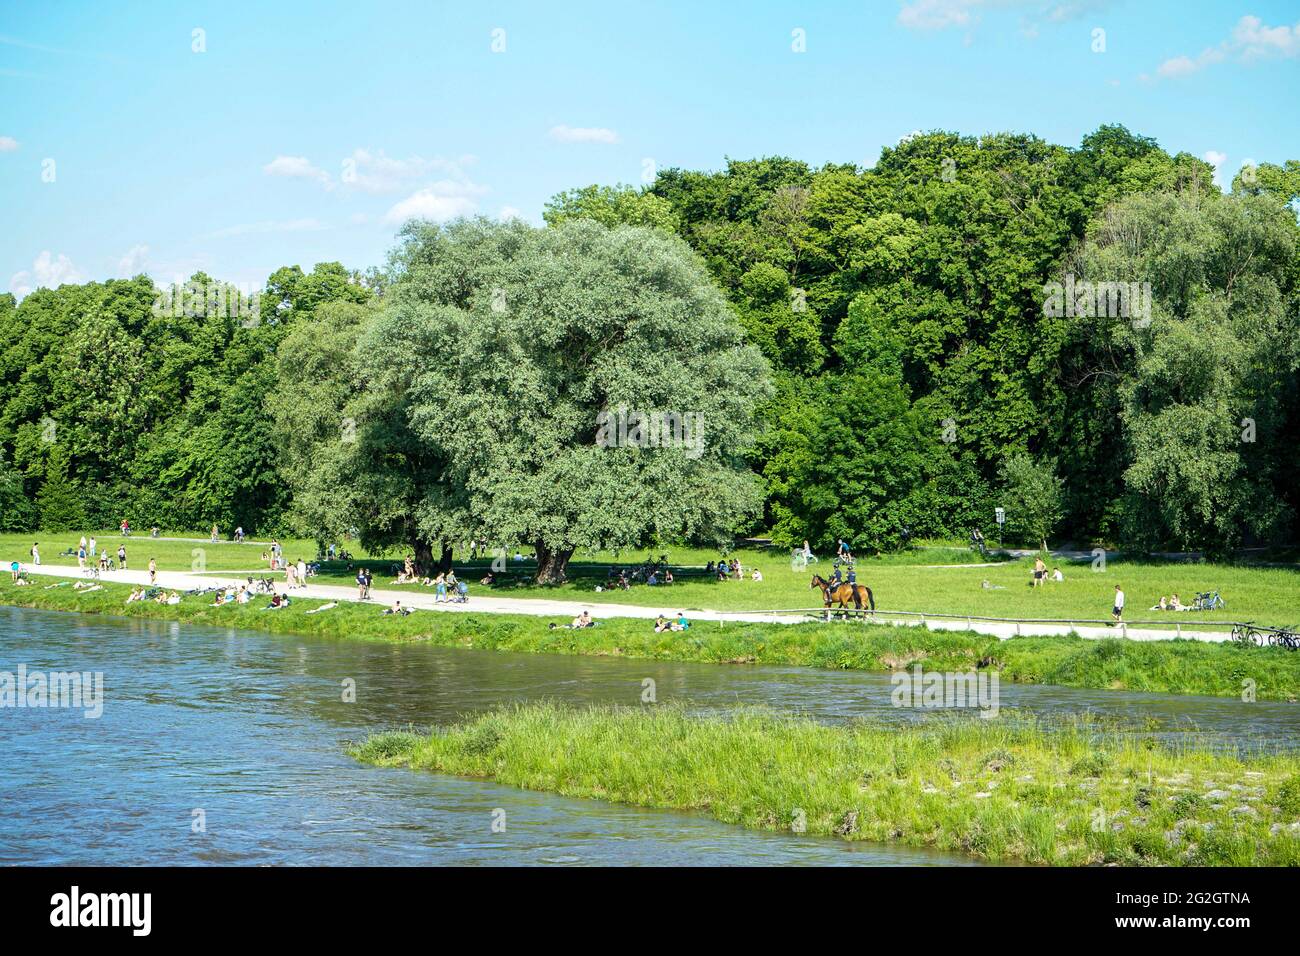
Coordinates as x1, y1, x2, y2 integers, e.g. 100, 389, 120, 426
865, 586, 875, 612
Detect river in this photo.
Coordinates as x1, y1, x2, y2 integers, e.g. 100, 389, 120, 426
2, 606, 1295, 865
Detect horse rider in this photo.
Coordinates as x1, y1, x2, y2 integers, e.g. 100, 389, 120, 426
829, 564, 844, 589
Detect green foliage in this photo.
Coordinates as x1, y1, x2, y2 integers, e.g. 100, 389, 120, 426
542, 183, 680, 232
0, 451, 35, 532
0, 267, 371, 534
998, 453, 1065, 549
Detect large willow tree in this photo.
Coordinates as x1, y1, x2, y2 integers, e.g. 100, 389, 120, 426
284, 217, 771, 582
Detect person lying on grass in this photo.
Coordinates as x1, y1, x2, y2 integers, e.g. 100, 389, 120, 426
383, 599, 411, 616
551, 611, 596, 630
305, 602, 338, 615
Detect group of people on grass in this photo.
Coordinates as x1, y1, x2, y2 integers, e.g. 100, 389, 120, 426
654, 612, 690, 632
705, 558, 762, 582
1030, 556, 1065, 586
127, 587, 181, 605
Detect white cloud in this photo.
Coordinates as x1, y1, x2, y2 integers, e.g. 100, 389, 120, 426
549, 125, 620, 145
1203, 150, 1229, 189
1152, 15, 1300, 80
498, 206, 522, 221
9, 251, 83, 298
897, 0, 1109, 33
0, 136, 18, 152
205, 218, 329, 239
116, 244, 149, 276
341, 148, 476, 194
384, 188, 479, 225
262, 155, 332, 187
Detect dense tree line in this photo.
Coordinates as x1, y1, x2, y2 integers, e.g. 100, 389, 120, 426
1, 125, 1297, 561
549, 125, 1300, 555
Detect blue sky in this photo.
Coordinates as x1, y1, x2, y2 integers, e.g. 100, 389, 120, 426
2, 0, 1298, 295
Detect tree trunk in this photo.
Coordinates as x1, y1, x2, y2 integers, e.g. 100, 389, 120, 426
534, 541, 574, 585
412, 538, 434, 577
435, 543, 453, 574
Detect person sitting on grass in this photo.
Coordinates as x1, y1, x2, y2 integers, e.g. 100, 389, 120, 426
264, 592, 291, 610
480, 570, 496, 586
383, 599, 411, 616
664, 569, 674, 585
1052, 567, 1064, 582
673, 612, 689, 632
1169, 593, 1184, 611
654, 614, 670, 632
1150, 595, 1168, 611
551, 610, 595, 630
127, 588, 144, 603
751, 568, 763, 582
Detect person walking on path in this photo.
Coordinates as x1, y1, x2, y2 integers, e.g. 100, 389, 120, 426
117, 544, 127, 570
148, 558, 157, 585
296, 558, 307, 589
1111, 584, 1125, 625
30, 542, 40, 565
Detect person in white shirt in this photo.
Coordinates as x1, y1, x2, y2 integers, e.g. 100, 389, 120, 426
1112, 585, 1125, 624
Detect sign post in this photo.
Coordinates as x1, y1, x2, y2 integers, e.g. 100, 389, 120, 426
995, 507, 1005, 549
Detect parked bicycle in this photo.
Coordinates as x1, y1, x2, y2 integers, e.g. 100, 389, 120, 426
1231, 622, 1298, 650
1191, 590, 1225, 611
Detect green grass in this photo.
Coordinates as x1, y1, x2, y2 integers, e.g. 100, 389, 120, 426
5, 532, 1296, 630
3, 577, 1300, 700
0, 530, 341, 575
349, 702, 1300, 865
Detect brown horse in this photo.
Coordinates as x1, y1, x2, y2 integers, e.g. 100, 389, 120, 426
811, 573, 875, 616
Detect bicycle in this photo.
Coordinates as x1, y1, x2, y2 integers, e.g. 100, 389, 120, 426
1192, 590, 1225, 611
1231, 622, 1263, 647
1271, 626, 1299, 651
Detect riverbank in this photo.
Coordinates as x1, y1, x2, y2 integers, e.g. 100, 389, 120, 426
350, 703, 1300, 865
3, 578, 1299, 700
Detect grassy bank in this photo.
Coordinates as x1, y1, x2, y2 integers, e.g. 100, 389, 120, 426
350, 703, 1300, 865
5, 532, 1297, 628
2, 578, 1299, 700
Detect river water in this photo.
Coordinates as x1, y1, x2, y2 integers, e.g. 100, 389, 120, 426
2, 606, 1296, 866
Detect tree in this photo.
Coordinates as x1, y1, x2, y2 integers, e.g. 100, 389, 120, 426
543, 184, 679, 232
35, 445, 85, 531
356, 217, 772, 583
0, 451, 34, 532
998, 453, 1064, 551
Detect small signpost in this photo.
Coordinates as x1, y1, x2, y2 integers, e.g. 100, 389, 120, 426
995, 507, 1005, 549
